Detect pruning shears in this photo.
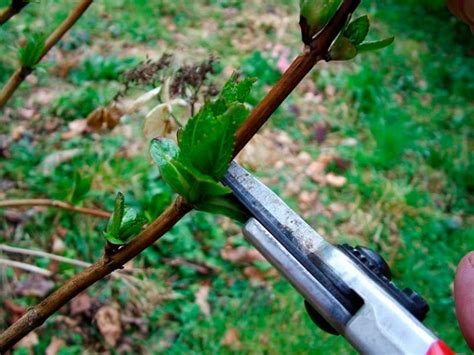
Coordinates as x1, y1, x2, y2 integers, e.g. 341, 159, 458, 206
223, 161, 454, 355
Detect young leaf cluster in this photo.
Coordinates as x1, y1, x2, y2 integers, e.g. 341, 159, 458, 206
104, 192, 147, 245
299, 0, 342, 45
150, 74, 254, 222
17, 33, 45, 69
329, 15, 394, 61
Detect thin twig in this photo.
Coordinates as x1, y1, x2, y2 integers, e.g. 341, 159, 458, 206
234, 0, 360, 154
0, 244, 141, 274
0, 258, 52, 277
0, 0, 29, 26
0, 244, 92, 268
0, 0, 94, 108
0, 0, 360, 350
0, 197, 192, 351
0, 199, 111, 219
0, 246, 145, 295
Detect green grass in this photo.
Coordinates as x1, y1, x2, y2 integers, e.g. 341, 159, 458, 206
0, 0, 473, 353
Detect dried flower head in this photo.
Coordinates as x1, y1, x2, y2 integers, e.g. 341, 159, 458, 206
122, 53, 173, 86
170, 57, 217, 97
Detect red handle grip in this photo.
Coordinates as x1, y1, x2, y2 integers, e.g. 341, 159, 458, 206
426, 340, 455, 355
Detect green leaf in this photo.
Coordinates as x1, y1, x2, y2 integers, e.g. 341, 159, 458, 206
150, 75, 254, 208
150, 138, 195, 200
344, 15, 370, 45
70, 172, 92, 204
104, 234, 126, 245
179, 91, 250, 180
299, 0, 342, 41
118, 207, 147, 242
180, 103, 248, 180
105, 192, 125, 242
18, 33, 45, 68
219, 73, 256, 105
171, 159, 231, 203
195, 195, 249, 223
150, 138, 230, 203
357, 37, 394, 53
104, 193, 147, 245
150, 137, 179, 166
329, 36, 358, 61
159, 161, 191, 198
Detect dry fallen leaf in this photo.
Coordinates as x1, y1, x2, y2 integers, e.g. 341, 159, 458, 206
15, 331, 39, 350
40, 148, 82, 174
11, 125, 26, 141
52, 235, 66, 254
15, 275, 55, 298
95, 305, 122, 346
28, 88, 57, 106
143, 103, 172, 140
220, 245, 266, 264
17, 107, 36, 120
70, 292, 92, 316
306, 154, 332, 184
243, 266, 268, 285
329, 202, 346, 214
127, 87, 161, 113
285, 175, 304, 196
61, 119, 88, 140
4, 209, 26, 224
45, 336, 65, 355
105, 105, 124, 129
86, 107, 106, 130
195, 284, 211, 317
166, 257, 218, 275
221, 328, 242, 350
325, 173, 347, 187
237, 129, 298, 170
298, 190, 318, 212
86, 105, 123, 131
333, 157, 351, 172
4, 300, 26, 324
314, 124, 329, 144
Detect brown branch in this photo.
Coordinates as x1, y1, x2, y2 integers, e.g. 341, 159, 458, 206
0, 199, 111, 218
0, 0, 359, 350
0, 0, 94, 109
234, 0, 360, 154
0, 0, 29, 26
0, 197, 192, 351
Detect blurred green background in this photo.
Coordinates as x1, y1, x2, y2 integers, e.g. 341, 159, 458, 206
0, 0, 473, 353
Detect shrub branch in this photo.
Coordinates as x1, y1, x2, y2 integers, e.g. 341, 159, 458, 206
0, 0, 360, 350
0, 0, 29, 26
0, 0, 94, 109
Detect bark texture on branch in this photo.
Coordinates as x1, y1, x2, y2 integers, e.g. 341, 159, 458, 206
0, 0, 360, 350
0, 0, 94, 109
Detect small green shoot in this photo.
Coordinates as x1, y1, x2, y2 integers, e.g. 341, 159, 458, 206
18, 33, 46, 69
329, 15, 394, 61
150, 74, 254, 222
104, 192, 147, 245
299, 0, 342, 45
344, 15, 369, 45
356, 37, 395, 53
